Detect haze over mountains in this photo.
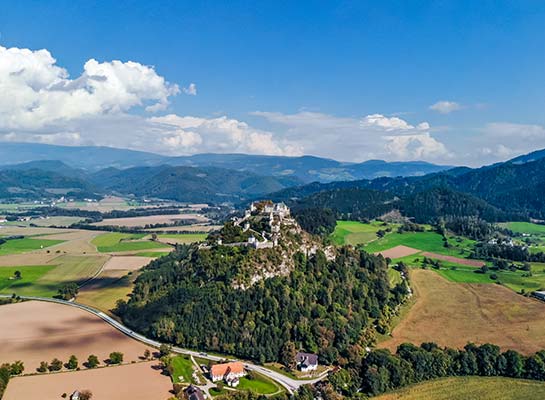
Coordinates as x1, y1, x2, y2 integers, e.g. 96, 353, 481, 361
2, 141, 545, 220
0, 142, 451, 182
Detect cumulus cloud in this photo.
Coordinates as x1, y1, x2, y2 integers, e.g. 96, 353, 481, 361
252, 111, 449, 162
149, 114, 302, 156
429, 100, 462, 114
0, 45, 301, 157
182, 83, 197, 95
0, 46, 179, 130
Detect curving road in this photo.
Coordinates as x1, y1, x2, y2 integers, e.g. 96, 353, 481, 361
0, 294, 328, 393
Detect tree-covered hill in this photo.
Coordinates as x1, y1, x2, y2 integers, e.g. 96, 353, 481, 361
90, 165, 302, 203
116, 243, 407, 364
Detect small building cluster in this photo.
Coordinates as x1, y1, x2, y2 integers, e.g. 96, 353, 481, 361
227, 201, 292, 249
209, 361, 246, 387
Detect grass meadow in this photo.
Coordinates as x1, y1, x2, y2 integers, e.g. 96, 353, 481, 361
91, 232, 169, 253
374, 376, 545, 400
0, 237, 64, 255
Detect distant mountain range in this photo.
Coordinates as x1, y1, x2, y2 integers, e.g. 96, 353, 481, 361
2, 142, 545, 218
0, 142, 452, 182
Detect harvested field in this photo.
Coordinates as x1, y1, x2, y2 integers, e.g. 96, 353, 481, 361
379, 269, 545, 355
3, 361, 172, 400
377, 245, 420, 259
92, 213, 207, 227
0, 301, 149, 369
103, 256, 153, 271
78, 270, 136, 312
0, 252, 58, 266
420, 252, 485, 267
39, 229, 105, 253
374, 376, 545, 400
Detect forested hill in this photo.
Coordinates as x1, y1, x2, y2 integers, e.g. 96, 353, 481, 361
290, 187, 517, 226
116, 243, 408, 363
90, 165, 301, 203
270, 156, 545, 220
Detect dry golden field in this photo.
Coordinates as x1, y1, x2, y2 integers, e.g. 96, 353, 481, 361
380, 269, 545, 355
0, 301, 149, 369
3, 361, 172, 400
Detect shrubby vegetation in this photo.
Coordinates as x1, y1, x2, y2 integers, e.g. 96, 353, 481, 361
117, 244, 406, 364
471, 242, 545, 263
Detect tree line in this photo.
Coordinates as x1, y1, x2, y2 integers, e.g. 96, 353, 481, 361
325, 342, 545, 397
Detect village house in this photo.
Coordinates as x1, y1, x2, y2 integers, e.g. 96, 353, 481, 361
295, 352, 318, 372
70, 391, 80, 400
184, 385, 206, 400
210, 361, 246, 387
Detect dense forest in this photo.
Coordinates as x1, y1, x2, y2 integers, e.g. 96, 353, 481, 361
117, 244, 408, 364
269, 156, 545, 220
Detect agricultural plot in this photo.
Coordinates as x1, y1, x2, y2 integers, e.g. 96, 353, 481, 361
91, 232, 170, 253
0, 300, 149, 369
2, 216, 83, 227
78, 269, 136, 312
0, 237, 64, 255
374, 376, 545, 400
92, 213, 207, 227
156, 232, 208, 245
0, 265, 55, 292
331, 221, 390, 246
3, 361, 172, 400
0, 255, 108, 297
379, 269, 545, 355
364, 231, 475, 258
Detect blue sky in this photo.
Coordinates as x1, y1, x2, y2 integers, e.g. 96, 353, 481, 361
1, 1, 544, 165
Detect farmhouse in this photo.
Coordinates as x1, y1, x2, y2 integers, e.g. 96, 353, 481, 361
184, 385, 205, 400
210, 361, 246, 386
295, 352, 318, 372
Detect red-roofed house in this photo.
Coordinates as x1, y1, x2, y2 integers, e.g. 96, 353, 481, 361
210, 361, 246, 386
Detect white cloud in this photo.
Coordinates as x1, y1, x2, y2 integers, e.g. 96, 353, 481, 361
429, 100, 462, 114
384, 133, 449, 159
0, 45, 179, 130
182, 83, 197, 96
252, 111, 449, 162
149, 114, 302, 156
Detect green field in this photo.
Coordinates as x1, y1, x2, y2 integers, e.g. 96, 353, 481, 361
92, 232, 169, 252
169, 355, 196, 384
0, 237, 64, 255
374, 376, 545, 400
331, 221, 388, 246
364, 230, 475, 258
501, 221, 545, 235
237, 373, 280, 394
157, 233, 208, 243
134, 251, 171, 257
0, 255, 107, 297
0, 265, 56, 292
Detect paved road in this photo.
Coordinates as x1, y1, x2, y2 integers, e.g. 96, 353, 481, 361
0, 294, 328, 393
